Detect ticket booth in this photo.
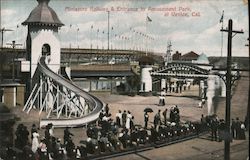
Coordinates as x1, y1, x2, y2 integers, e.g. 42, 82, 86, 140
0, 83, 25, 107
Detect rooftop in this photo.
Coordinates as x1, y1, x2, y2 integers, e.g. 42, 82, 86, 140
22, 0, 64, 27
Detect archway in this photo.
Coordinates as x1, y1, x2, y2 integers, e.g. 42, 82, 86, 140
151, 62, 211, 98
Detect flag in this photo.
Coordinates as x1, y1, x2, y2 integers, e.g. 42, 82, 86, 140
147, 16, 152, 22
70, 24, 72, 28
91, 25, 93, 29
220, 10, 224, 23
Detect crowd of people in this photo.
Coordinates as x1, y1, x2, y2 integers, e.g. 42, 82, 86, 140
84, 104, 199, 155
5, 122, 77, 160
2, 104, 247, 160
200, 114, 246, 141
166, 81, 191, 94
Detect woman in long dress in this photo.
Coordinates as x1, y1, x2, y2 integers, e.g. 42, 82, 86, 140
115, 110, 122, 127
239, 121, 246, 140
125, 117, 131, 130
32, 132, 40, 153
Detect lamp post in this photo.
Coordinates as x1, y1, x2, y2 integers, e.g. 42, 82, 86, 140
6, 40, 22, 82
0, 28, 13, 49
0, 28, 13, 81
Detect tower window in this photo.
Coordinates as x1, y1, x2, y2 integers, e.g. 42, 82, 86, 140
42, 44, 51, 56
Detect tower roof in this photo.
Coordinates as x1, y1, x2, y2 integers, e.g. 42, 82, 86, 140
22, 0, 64, 27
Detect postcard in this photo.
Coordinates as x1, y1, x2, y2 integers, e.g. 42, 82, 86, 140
0, 0, 249, 159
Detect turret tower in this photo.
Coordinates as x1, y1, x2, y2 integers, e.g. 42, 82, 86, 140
22, 0, 64, 87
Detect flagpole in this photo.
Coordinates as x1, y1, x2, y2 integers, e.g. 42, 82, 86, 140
107, 11, 110, 50
97, 29, 99, 49
16, 25, 19, 44
91, 25, 93, 49
69, 24, 72, 49
102, 31, 104, 50
220, 10, 224, 57
76, 28, 79, 49
146, 14, 148, 56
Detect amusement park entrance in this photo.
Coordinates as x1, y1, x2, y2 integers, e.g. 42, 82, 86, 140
151, 62, 212, 100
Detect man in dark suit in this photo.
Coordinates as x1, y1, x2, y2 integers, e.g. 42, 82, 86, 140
231, 119, 236, 139
122, 110, 127, 127
211, 118, 218, 141
144, 112, 149, 129
162, 109, 168, 125
64, 127, 74, 145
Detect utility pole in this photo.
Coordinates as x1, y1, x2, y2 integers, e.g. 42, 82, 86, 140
1, 28, 13, 49
220, 19, 243, 160
246, 0, 250, 131
6, 40, 22, 81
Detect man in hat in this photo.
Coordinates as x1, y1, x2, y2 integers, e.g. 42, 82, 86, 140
162, 108, 168, 125
144, 112, 149, 129
154, 110, 161, 130
231, 119, 236, 139
31, 124, 38, 140
235, 117, 241, 139
105, 104, 110, 115
64, 127, 74, 145
115, 110, 122, 127
122, 110, 127, 127
211, 118, 219, 141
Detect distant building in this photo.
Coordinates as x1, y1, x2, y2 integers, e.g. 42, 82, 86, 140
172, 51, 182, 61
180, 51, 199, 61
172, 51, 199, 62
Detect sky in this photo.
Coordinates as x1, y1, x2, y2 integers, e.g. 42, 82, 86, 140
0, 0, 249, 57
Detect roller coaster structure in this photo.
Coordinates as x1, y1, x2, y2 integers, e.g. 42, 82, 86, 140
23, 56, 104, 128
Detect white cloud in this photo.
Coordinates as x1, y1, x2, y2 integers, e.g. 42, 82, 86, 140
1, 9, 16, 16
168, 31, 194, 41
1, 0, 248, 56
195, 23, 220, 43
103, 0, 132, 8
